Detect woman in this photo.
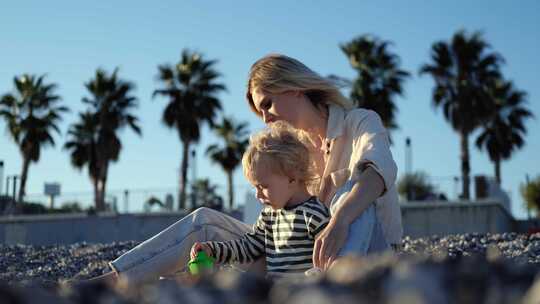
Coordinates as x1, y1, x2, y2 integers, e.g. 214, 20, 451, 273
246, 54, 402, 269
91, 54, 402, 285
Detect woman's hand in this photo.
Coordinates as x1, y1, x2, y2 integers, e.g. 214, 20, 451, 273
313, 219, 349, 270
190, 242, 212, 260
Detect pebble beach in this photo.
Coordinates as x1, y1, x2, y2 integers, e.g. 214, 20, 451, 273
2, 233, 540, 303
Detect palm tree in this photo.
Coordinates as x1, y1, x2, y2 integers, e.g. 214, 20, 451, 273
153, 50, 225, 210
206, 117, 249, 209
419, 30, 503, 199
476, 79, 533, 184
0, 74, 68, 204
521, 176, 540, 217
191, 178, 223, 210
397, 171, 436, 201
64, 111, 100, 207
64, 68, 141, 211
340, 34, 410, 141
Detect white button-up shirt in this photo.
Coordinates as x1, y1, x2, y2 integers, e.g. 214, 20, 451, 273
318, 105, 403, 245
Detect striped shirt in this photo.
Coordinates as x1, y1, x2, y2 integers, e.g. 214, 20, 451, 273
207, 196, 330, 279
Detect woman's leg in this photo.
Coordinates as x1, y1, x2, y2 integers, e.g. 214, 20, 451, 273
330, 180, 390, 257
107, 207, 260, 286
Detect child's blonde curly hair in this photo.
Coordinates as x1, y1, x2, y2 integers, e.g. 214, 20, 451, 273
242, 121, 319, 195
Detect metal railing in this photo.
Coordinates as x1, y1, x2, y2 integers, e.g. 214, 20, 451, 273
7, 183, 254, 214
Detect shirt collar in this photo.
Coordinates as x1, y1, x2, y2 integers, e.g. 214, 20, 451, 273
326, 104, 346, 140
282, 196, 318, 210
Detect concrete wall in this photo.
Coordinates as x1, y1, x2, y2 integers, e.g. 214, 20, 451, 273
400, 200, 515, 238
0, 201, 524, 245
514, 218, 540, 234
0, 212, 191, 245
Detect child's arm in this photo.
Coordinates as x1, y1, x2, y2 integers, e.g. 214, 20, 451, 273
190, 242, 213, 260
203, 213, 267, 265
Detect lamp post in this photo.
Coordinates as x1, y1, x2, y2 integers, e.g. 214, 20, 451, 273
454, 176, 460, 200
0, 161, 4, 196
3, 175, 20, 214
124, 190, 129, 214
191, 149, 197, 184
12, 175, 19, 204
190, 149, 197, 210
405, 137, 412, 175
5, 176, 10, 197
526, 174, 531, 220
405, 137, 413, 201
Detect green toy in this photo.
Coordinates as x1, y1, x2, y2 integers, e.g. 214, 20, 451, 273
188, 251, 215, 275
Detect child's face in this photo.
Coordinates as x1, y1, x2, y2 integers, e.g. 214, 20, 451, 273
251, 164, 297, 210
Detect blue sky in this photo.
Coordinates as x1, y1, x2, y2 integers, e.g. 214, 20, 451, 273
1, 1, 539, 218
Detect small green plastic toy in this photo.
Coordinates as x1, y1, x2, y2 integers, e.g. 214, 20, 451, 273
188, 251, 215, 275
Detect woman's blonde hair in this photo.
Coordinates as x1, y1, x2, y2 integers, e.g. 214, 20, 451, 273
246, 53, 353, 116
242, 121, 319, 194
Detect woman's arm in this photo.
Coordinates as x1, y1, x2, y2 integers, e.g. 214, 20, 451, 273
313, 166, 384, 269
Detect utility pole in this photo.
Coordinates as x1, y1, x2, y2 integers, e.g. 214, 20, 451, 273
190, 149, 197, 210
526, 174, 531, 220
124, 190, 129, 214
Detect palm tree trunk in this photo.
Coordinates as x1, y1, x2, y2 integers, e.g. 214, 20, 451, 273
95, 161, 108, 212
179, 140, 190, 210
92, 177, 100, 211
227, 171, 234, 210
101, 163, 109, 211
96, 179, 105, 212
460, 132, 470, 200
494, 158, 501, 185
18, 157, 30, 204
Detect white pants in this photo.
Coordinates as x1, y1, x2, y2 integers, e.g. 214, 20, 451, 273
109, 207, 264, 285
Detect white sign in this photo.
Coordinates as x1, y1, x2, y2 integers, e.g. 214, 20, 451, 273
44, 183, 61, 196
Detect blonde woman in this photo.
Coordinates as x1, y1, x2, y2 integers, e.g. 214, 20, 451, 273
89, 54, 401, 286
246, 54, 402, 269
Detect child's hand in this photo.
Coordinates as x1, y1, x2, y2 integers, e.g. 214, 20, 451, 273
190, 242, 212, 260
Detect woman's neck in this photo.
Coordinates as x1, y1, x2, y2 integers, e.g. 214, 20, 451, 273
304, 105, 328, 149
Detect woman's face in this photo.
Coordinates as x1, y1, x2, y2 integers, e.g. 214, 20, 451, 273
251, 88, 313, 129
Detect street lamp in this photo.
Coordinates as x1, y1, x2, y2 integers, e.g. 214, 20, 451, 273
190, 149, 197, 210
5, 176, 10, 197
3, 175, 19, 214
405, 137, 412, 175
11, 175, 19, 204
405, 137, 413, 200
0, 160, 4, 196
124, 190, 129, 214
453, 176, 460, 200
